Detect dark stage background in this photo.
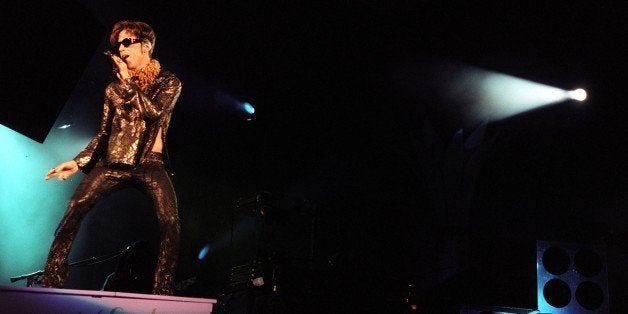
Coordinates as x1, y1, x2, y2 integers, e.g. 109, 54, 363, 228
3, 1, 627, 313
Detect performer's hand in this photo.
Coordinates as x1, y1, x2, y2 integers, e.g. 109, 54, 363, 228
109, 54, 130, 82
45, 161, 79, 181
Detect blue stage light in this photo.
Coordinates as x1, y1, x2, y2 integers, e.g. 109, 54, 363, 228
243, 102, 255, 115
197, 244, 212, 261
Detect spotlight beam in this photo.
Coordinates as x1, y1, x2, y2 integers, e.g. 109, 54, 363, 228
476, 72, 573, 122
436, 63, 589, 124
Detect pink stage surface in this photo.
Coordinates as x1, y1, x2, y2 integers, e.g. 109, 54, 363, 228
0, 285, 216, 313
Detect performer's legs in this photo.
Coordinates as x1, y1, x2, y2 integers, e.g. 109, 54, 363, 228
41, 165, 127, 288
135, 159, 179, 295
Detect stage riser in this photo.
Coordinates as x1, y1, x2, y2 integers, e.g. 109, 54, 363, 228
0, 285, 215, 314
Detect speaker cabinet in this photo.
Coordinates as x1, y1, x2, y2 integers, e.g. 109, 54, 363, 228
537, 241, 608, 313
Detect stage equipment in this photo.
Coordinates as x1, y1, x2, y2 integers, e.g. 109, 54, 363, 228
101, 240, 156, 293
214, 191, 285, 314
537, 240, 608, 313
10, 241, 148, 289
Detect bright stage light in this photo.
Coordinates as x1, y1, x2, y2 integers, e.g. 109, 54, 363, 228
475, 72, 570, 122
567, 88, 587, 101
241, 102, 255, 121
436, 64, 586, 124
242, 102, 255, 114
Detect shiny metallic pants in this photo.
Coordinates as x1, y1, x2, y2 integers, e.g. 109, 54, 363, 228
41, 156, 179, 295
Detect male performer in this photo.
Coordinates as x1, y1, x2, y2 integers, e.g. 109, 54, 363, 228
42, 20, 181, 295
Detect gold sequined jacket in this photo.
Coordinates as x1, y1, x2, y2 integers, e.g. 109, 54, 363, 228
73, 69, 181, 173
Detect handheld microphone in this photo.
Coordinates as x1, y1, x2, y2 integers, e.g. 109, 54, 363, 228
103, 51, 118, 73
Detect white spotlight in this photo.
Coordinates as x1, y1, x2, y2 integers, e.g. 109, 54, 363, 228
474, 72, 568, 122
567, 88, 587, 102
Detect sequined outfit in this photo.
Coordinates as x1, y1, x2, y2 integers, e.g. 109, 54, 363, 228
41, 67, 182, 295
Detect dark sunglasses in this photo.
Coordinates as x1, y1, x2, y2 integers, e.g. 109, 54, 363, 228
115, 38, 143, 48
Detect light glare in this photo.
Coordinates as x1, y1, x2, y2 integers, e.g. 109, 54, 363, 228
568, 88, 587, 101
477, 73, 568, 121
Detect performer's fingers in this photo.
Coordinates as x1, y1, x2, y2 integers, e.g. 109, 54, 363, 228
44, 168, 57, 180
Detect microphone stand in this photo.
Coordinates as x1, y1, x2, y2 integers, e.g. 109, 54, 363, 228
9, 242, 140, 287
9, 270, 44, 287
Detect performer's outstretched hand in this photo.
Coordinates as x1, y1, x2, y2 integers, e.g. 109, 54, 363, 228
45, 161, 79, 181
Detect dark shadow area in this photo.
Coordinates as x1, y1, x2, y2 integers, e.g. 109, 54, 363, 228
0, 0, 104, 142
66, 188, 160, 291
